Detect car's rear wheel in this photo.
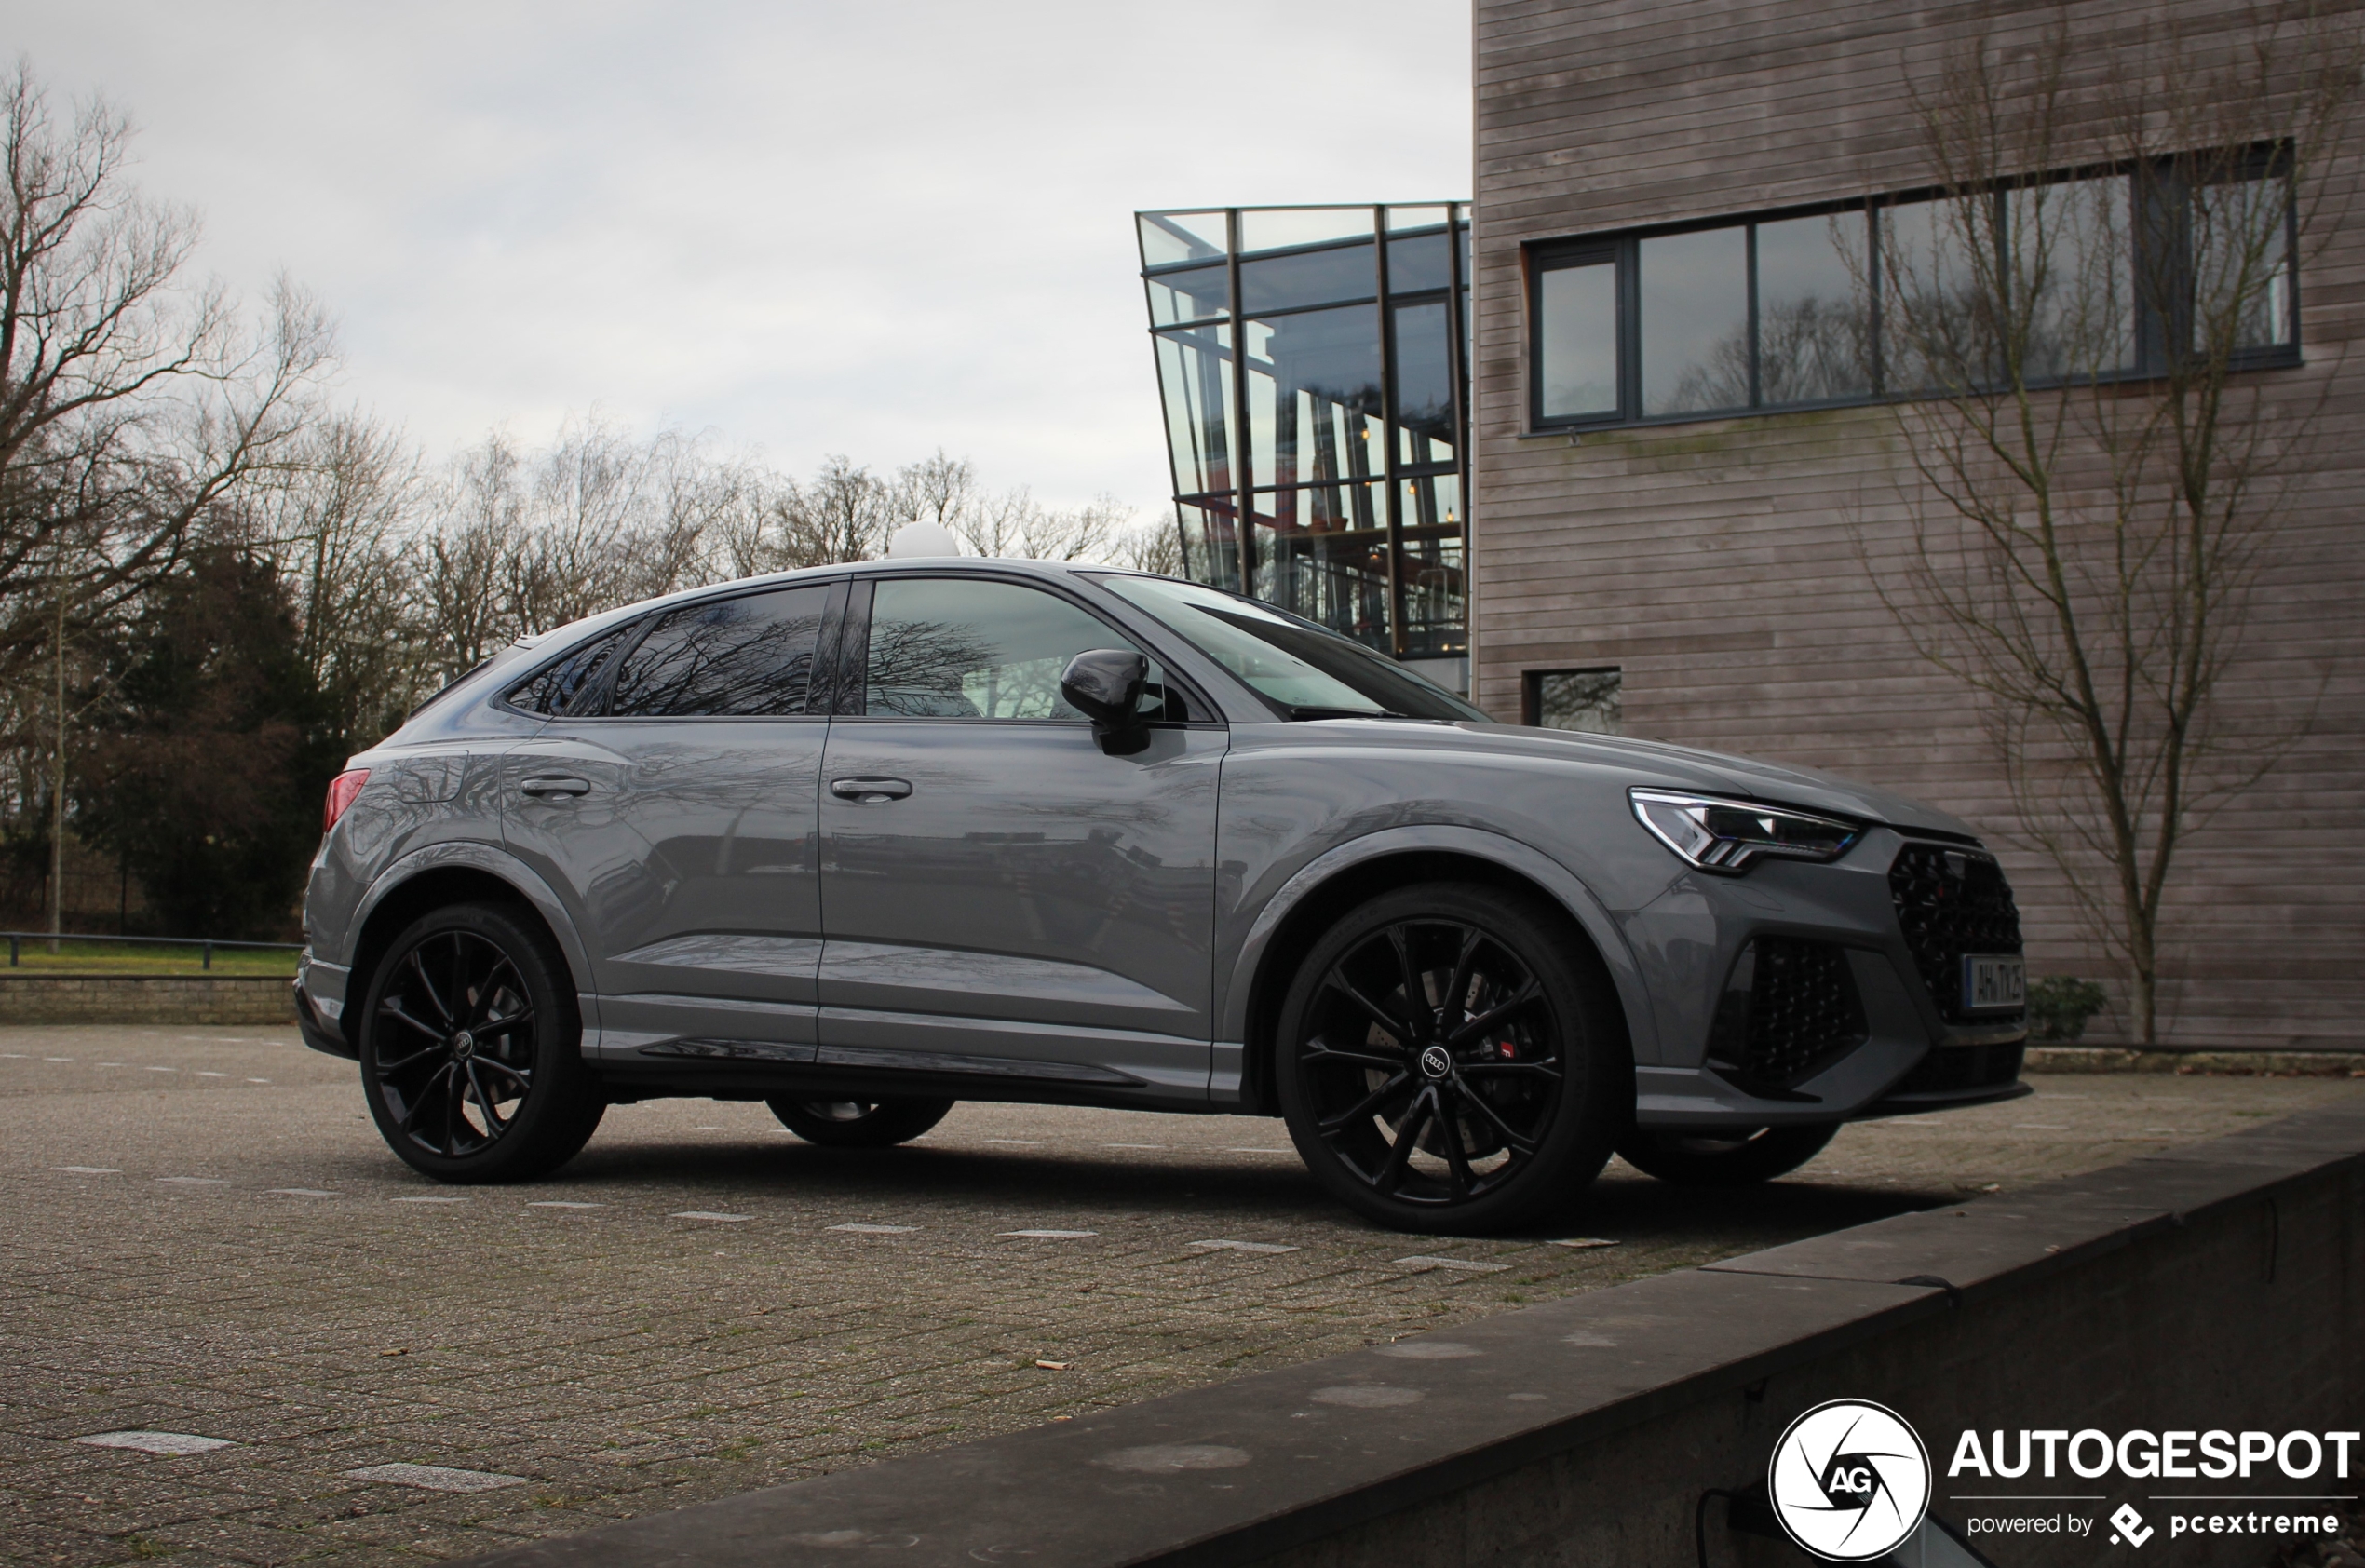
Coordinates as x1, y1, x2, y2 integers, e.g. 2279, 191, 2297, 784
1275, 882, 1627, 1236
767, 1096, 954, 1148
358, 902, 604, 1183
1615, 1123, 1837, 1185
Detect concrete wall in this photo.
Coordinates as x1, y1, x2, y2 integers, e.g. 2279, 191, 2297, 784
1271, 1121, 2364, 1566
453, 1101, 2365, 1568
1469, 0, 2365, 1047
0, 975, 294, 1027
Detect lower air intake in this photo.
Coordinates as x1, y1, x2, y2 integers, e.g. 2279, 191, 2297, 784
1706, 936, 1870, 1095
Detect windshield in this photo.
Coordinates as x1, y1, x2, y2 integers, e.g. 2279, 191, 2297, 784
1094, 574, 1485, 722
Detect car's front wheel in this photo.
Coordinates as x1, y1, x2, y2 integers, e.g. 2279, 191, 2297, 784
1275, 882, 1628, 1236
767, 1096, 954, 1148
1615, 1124, 1837, 1185
358, 902, 605, 1183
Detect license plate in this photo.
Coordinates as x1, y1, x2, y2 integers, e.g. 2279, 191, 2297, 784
1962, 954, 2026, 1011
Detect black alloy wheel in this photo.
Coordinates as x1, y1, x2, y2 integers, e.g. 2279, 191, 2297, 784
1277, 883, 1626, 1235
359, 902, 604, 1183
767, 1096, 955, 1148
1615, 1123, 1838, 1185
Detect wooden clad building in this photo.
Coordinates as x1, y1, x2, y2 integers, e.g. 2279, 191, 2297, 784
1469, 0, 2365, 1046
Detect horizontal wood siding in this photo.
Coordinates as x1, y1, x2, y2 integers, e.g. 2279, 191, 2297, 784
1473, 0, 2365, 1045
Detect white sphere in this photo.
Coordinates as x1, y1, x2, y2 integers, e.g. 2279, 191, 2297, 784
885, 520, 963, 559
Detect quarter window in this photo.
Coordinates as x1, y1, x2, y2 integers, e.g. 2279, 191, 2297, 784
506, 626, 631, 716
605, 585, 831, 717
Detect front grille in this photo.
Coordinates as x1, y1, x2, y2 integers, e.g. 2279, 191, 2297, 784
1894, 1041, 2025, 1095
1707, 936, 1869, 1093
1888, 843, 2025, 1023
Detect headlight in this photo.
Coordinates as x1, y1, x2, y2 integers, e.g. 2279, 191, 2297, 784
1628, 789, 1863, 873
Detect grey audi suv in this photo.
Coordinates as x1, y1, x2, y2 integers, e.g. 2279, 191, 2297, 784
295, 558, 2030, 1234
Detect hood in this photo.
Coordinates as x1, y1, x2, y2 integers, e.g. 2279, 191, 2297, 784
1453, 723, 1983, 841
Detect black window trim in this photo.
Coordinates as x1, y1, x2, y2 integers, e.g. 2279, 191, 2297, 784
1525, 143, 2303, 435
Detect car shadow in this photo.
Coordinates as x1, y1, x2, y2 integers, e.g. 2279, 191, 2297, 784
547, 1135, 1954, 1245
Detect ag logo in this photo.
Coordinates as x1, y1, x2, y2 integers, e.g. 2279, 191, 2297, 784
1768, 1399, 1932, 1561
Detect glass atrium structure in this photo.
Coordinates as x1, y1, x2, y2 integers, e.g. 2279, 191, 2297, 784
1136, 205, 1471, 680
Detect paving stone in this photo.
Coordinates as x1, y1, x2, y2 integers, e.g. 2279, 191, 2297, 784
0, 1022, 2354, 1568
72, 1431, 237, 1455
344, 1464, 531, 1494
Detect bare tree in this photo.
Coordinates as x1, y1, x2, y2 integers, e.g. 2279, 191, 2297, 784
953, 485, 1131, 562
1867, 8, 2360, 1040
784, 453, 893, 566
0, 61, 332, 935
1114, 513, 1188, 576
236, 413, 434, 748
0, 62, 333, 684
890, 449, 979, 532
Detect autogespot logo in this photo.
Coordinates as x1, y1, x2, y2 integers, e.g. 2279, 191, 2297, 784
1769, 1399, 1934, 1561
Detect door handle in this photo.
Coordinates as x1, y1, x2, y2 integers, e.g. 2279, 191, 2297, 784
518, 776, 592, 798
830, 776, 912, 803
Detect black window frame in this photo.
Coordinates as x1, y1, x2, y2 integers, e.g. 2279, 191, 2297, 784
1525, 144, 2302, 434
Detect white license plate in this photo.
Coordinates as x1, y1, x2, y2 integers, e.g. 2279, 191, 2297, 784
1962, 954, 2026, 1011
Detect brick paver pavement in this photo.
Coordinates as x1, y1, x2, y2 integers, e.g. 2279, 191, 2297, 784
0, 1024, 2356, 1567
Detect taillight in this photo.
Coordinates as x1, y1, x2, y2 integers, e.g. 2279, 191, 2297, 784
323, 769, 370, 832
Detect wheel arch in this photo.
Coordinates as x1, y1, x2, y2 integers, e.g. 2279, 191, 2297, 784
1223, 827, 1656, 1116
345, 845, 591, 1033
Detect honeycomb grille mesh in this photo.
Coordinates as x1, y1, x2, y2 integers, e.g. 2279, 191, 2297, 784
1709, 937, 1869, 1092
1888, 844, 2025, 1023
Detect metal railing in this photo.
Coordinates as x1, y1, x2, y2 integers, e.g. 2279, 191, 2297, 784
3, 931, 303, 970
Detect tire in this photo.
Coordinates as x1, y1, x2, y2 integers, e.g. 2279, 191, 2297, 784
767, 1096, 954, 1148
1615, 1123, 1838, 1185
1275, 882, 1628, 1236
358, 901, 605, 1183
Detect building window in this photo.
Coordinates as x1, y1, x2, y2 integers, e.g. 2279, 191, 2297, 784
1526, 668, 1622, 735
1528, 150, 2297, 430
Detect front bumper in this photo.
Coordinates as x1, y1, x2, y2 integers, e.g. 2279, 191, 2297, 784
1628, 825, 2028, 1129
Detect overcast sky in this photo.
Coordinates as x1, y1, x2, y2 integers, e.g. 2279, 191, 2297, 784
9, 2, 1472, 516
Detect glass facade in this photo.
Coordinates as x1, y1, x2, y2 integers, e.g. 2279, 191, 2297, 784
1137, 204, 1472, 670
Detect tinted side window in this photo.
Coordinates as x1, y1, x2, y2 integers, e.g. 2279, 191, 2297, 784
864, 579, 1178, 721
607, 585, 831, 717
507, 627, 631, 716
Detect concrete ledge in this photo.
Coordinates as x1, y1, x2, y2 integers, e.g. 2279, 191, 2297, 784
0, 973, 294, 1026
458, 1100, 2365, 1568
2026, 1045, 2365, 1075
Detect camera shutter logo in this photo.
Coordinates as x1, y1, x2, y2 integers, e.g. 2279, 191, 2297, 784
1768, 1399, 1932, 1561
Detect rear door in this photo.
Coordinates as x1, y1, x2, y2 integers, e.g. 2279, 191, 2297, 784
816, 574, 1225, 1100
501, 580, 840, 1060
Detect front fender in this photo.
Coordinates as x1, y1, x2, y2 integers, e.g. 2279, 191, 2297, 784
1214, 823, 1661, 1092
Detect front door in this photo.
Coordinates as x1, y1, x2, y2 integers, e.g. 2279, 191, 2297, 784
816, 575, 1224, 1101
502, 580, 838, 1061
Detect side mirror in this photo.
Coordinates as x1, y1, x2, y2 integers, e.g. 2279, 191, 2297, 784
1061, 648, 1151, 752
